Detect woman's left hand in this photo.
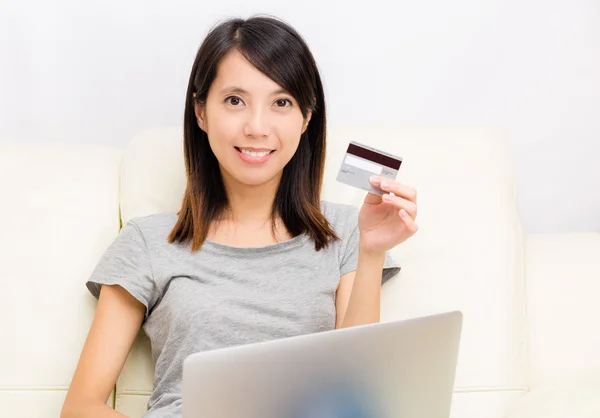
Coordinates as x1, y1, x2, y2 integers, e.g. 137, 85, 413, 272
358, 176, 419, 256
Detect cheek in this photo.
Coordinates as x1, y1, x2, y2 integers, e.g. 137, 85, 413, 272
276, 114, 305, 152
206, 108, 241, 150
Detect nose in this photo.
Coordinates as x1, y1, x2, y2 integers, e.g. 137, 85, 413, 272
244, 108, 270, 138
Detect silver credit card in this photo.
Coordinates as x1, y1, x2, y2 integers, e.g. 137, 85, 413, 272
336, 141, 402, 196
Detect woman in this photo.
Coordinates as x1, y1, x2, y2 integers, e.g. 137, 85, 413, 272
61, 15, 418, 418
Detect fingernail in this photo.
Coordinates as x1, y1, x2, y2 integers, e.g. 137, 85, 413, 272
370, 175, 379, 183
381, 180, 389, 189
383, 193, 392, 201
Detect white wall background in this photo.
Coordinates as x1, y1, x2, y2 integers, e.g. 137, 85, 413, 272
1, 0, 598, 233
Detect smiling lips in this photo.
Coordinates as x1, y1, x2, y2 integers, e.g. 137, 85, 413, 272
235, 146, 275, 164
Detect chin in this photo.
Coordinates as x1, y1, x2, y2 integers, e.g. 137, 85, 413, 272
224, 168, 282, 188
238, 173, 281, 188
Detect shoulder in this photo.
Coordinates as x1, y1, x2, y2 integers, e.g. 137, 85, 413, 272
124, 212, 179, 246
320, 200, 359, 238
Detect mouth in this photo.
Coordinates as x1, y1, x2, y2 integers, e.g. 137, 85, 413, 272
234, 146, 275, 164
234, 147, 275, 157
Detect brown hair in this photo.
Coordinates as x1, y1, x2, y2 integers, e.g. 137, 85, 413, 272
168, 16, 339, 252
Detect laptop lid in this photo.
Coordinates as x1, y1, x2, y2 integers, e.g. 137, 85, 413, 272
183, 311, 462, 418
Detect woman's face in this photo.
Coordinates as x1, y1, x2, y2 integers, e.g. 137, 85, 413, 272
195, 49, 311, 188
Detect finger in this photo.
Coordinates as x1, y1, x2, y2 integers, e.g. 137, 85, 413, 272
399, 209, 419, 234
372, 178, 417, 202
382, 193, 417, 219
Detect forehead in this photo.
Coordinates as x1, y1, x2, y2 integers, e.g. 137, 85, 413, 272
211, 49, 282, 94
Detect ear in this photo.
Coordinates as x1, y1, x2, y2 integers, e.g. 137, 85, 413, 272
301, 109, 312, 134
193, 93, 207, 131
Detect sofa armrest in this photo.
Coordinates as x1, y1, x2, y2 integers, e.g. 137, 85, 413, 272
524, 232, 600, 387
506, 385, 600, 418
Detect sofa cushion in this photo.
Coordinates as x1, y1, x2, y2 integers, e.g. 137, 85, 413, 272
524, 232, 600, 388
507, 383, 600, 418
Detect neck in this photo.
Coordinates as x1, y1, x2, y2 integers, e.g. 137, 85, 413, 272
220, 171, 281, 225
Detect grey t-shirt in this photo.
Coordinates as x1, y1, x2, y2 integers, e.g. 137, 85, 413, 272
86, 201, 401, 417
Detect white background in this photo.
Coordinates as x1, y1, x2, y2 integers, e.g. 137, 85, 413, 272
1, 0, 598, 233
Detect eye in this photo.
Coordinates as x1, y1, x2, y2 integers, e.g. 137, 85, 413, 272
275, 98, 293, 108
224, 96, 245, 106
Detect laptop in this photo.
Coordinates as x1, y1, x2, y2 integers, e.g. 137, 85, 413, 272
182, 311, 463, 418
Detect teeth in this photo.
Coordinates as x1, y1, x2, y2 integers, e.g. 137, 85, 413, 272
240, 149, 270, 158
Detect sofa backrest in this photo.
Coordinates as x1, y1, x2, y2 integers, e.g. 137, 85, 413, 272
116, 125, 527, 418
0, 141, 122, 417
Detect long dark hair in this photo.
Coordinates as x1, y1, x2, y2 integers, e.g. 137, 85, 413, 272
169, 16, 338, 252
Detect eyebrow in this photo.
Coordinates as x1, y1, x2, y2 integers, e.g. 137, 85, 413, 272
219, 86, 290, 96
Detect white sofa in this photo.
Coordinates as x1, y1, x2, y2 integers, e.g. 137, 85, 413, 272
1, 126, 599, 418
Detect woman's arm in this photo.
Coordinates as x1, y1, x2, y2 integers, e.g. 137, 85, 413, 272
335, 246, 386, 329
61, 284, 145, 418
336, 177, 419, 329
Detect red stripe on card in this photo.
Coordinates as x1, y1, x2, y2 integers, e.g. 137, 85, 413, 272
347, 144, 401, 170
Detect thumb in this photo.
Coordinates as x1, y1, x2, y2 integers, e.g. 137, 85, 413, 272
365, 176, 385, 204
364, 192, 383, 204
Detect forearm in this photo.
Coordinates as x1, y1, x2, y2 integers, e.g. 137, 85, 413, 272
61, 400, 127, 418
339, 247, 385, 328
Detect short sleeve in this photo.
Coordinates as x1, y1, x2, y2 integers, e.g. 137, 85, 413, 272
339, 225, 402, 285
86, 220, 156, 319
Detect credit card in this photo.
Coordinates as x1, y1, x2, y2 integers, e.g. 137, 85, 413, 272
336, 141, 402, 196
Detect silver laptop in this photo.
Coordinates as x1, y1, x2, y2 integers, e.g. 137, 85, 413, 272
182, 311, 462, 418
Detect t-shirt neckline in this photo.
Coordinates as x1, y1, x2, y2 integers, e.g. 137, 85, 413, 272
201, 232, 309, 255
